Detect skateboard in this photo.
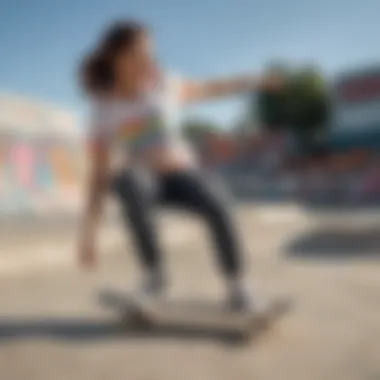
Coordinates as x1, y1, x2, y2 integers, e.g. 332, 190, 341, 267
98, 289, 293, 344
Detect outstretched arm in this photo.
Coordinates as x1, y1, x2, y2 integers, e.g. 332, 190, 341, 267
180, 72, 281, 104
78, 130, 110, 269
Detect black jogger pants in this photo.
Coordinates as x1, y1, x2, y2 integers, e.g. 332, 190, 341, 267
113, 169, 245, 277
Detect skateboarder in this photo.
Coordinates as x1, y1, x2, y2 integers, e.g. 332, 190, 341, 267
78, 20, 281, 312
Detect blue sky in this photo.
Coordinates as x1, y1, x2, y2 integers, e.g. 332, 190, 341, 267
1, 0, 380, 127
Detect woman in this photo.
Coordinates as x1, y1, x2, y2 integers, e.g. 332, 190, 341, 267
79, 20, 280, 312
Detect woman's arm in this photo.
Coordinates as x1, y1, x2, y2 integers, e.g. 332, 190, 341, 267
180, 72, 282, 104
79, 137, 110, 268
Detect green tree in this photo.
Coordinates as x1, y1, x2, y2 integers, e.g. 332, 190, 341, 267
256, 64, 331, 153
289, 67, 331, 153
254, 63, 291, 131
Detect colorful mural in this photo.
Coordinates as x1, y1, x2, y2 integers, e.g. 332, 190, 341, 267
0, 94, 82, 217
0, 136, 85, 217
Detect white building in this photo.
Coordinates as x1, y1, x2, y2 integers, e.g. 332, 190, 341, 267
328, 65, 380, 151
0, 93, 81, 139
332, 67, 380, 130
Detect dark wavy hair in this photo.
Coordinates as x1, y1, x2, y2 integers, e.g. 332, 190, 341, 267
80, 20, 148, 95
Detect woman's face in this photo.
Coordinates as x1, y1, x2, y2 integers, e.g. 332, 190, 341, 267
114, 33, 157, 91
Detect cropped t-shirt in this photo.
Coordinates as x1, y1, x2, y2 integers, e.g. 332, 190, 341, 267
87, 73, 193, 169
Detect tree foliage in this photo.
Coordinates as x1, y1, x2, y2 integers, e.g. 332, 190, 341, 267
256, 64, 331, 154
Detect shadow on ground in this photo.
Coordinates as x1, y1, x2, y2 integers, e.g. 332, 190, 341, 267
300, 200, 380, 212
0, 317, 253, 346
285, 227, 380, 260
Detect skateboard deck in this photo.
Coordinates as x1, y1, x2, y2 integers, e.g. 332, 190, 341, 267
98, 289, 293, 343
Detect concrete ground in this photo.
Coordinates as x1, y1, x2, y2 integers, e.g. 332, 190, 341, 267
0, 204, 379, 380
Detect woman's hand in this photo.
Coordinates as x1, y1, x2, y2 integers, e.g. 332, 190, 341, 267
78, 212, 99, 271
78, 232, 97, 270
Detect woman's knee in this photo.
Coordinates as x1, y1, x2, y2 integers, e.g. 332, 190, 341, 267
113, 169, 157, 207
196, 176, 232, 220
113, 170, 137, 200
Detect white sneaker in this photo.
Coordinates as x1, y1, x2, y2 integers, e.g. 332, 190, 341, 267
135, 271, 166, 302
227, 278, 268, 314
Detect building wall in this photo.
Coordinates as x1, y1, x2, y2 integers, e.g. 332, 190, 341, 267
332, 66, 380, 132
0, 94, 85, 218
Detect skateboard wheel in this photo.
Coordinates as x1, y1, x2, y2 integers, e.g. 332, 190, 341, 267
222, 330, 250, 346
129, 310, 154, 329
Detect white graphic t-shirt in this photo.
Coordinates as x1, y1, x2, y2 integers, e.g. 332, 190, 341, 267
88, 73, 193, 169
